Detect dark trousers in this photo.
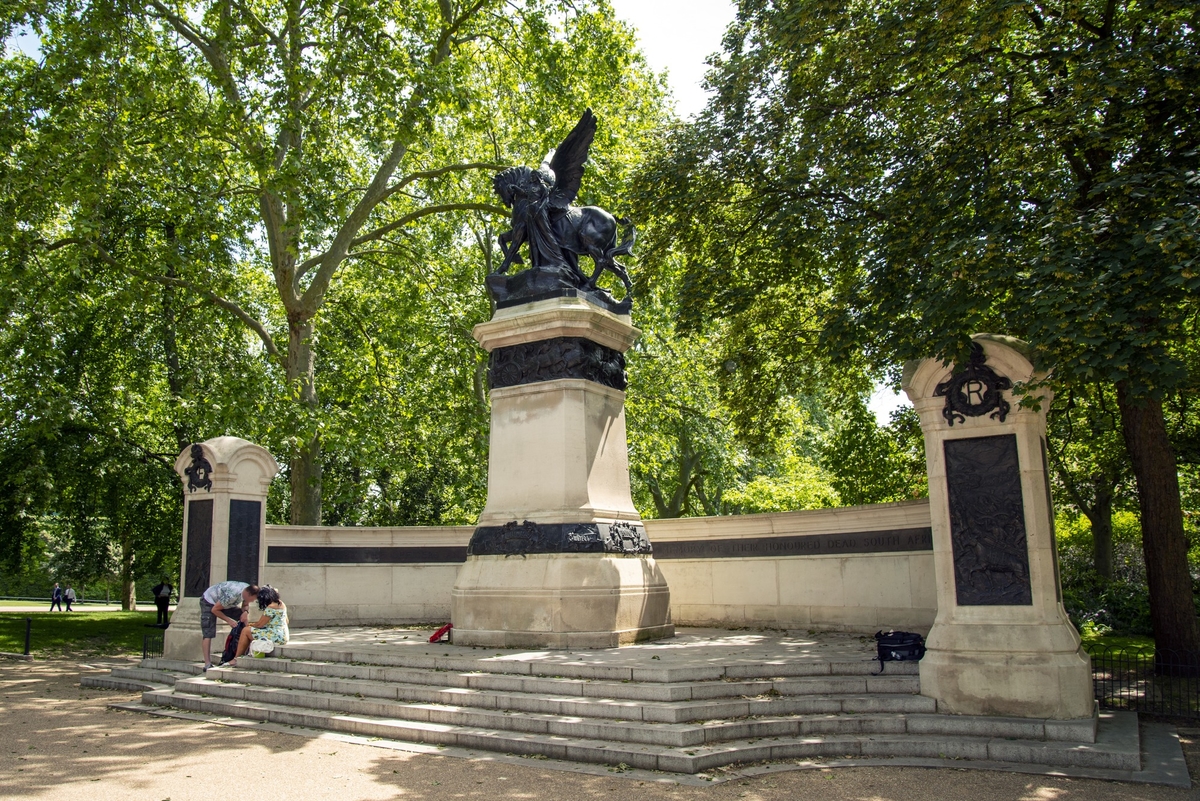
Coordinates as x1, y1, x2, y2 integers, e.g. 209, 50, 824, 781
65, 598, 73, 611
50, 598, 62, 611
155, 598, 170, 626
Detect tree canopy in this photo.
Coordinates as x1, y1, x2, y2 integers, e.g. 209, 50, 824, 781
642, 0, 1199, 651
2, 0, 670, 527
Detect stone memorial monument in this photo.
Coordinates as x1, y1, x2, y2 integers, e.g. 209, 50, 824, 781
903, 335, 1093, 720
162, 437, 279, 661
451, 110, 673, 648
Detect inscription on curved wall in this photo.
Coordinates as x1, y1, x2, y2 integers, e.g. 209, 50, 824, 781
652, 527, 932, 559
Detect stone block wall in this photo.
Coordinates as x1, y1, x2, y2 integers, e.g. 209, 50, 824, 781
260, 499, 936, 633
649, 500, 935, 632
261, 525, 472, 626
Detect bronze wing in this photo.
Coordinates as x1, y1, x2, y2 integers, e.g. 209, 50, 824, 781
546, 109, 597, 209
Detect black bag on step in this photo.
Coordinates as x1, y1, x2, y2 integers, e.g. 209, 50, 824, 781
220, 621, 245, 664
872, 630, 925, 673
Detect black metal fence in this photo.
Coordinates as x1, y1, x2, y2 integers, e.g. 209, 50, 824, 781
1091, 647, 1200, 719
0, 617, 34, 656
143, 632, 164, 660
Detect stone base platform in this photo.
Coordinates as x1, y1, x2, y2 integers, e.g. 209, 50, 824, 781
91, 626, 1187, 784
451, 553, 674, 648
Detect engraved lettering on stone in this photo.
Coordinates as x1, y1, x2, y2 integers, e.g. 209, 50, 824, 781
468, 521, 651, 557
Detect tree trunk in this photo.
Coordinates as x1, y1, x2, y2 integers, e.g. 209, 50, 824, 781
1115, 381, 1199, 662
288, 317, 322, 525
1085, 488, 1114, 581
120, 532, 136, 612
162, 223, 191, 454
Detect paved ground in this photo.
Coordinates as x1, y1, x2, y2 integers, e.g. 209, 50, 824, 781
286, 625, 884, 668
2, 658, 1198, 801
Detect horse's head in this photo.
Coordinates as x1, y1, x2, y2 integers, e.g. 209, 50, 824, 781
493, 166, 536, 207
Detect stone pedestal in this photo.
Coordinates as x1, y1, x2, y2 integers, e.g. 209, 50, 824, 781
452, 294, 673, 648
162, 437, 279, 662
902, 335, 1092, 720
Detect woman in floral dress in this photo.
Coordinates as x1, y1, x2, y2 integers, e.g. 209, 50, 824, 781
228, 585, 289, 665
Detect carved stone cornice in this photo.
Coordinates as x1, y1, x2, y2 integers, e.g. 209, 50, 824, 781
473, 295, 640, 354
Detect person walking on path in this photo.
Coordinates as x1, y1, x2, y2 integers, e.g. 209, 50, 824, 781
151, 579, 174, 627
64, 585, 76, 611
199, 581, 257, 671
49, 583, 63, 612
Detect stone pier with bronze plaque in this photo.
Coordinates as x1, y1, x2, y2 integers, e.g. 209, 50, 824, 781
451, 293, 673, 648
162, 437, 279, 661
903, 335, 1092, 720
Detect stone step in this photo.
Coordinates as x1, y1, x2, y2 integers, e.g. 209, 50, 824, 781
81, 664, 196, 692
273, 644, 917, 682
140, 658, 208, 675
212, 663, 1094, 742
223, 658, 921, 706
140, 689, 1139, 774
81, 675, 167, 693
174, 677, 937, 747
113, 667, 192, 686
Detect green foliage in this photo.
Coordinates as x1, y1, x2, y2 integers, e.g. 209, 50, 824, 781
1057, 510, 1153, 635
1077, 631, 1156, 656
722, 452, 839, 514
820, 403, 926, 506
0, 538, 52, 597
641, 0, 1199, 648
626, 263, 840, 518
1, 0, 672, 526
637, 0, 1200, 431
675, 0, 1198, 393
1046, 382, 1133, 576
0, 0, 673, 534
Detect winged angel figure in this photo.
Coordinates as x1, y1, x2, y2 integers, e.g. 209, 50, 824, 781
490, 109, 636, 310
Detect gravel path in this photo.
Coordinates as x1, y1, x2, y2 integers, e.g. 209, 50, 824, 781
2, 659, 1197, 801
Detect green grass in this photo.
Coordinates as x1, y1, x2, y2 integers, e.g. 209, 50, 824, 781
0, 599, 131, 607
1080, 632, 1156, 657
0, 611, 159, 657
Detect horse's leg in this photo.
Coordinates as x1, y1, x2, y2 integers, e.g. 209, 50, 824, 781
562, 250, 589, 286
575, 225, 610, 289
585, 249, 609, 289
497, 230, 514, 273
497, 228, 527, 274
509, 229, 528, 269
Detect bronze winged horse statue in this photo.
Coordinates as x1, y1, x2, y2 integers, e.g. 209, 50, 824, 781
491, 109, 636, 299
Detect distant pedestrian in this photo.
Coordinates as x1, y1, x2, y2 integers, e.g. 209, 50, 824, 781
64, 585, 76, 611
151, 579, 174, 627
49, 583, 63, 612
